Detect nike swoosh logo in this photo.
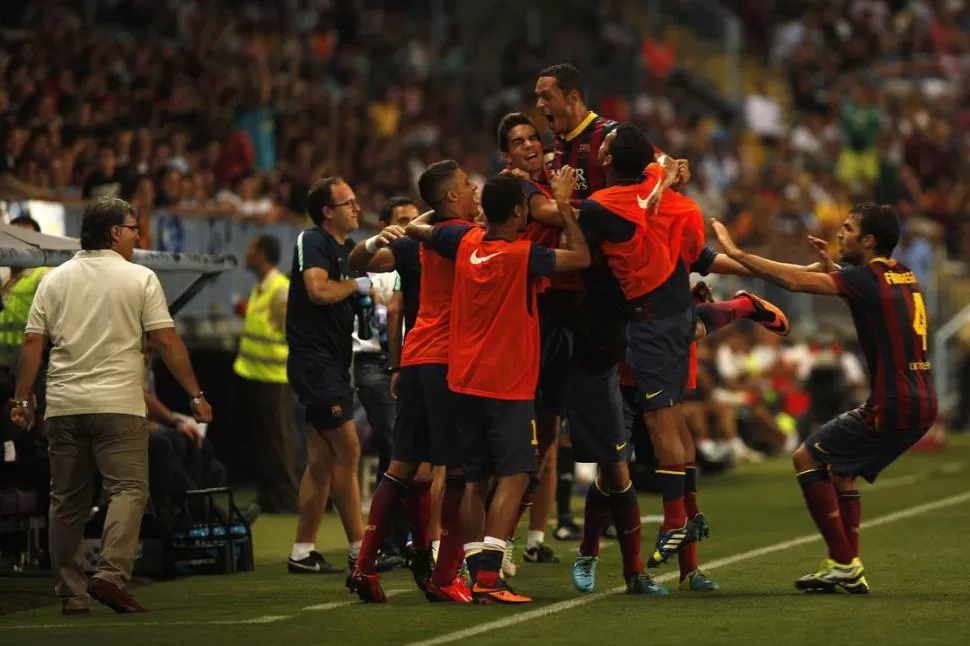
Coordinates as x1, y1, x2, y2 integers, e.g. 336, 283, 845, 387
637, 195, 649, 210
615, 442, 627, 451
470, 250, 501, 265
644, 389, 664, 400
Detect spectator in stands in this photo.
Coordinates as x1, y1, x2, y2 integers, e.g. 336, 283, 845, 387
9, 197, 211, 614
232, 234, 297, 515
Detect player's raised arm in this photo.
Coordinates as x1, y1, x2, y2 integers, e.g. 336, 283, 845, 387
348, 225, 407, 272
710, 219, 839, 295
550, 166, 590, 272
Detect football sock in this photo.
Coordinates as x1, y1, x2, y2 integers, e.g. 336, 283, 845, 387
291, 542, 314, 561
464, 541, 484, 582
609, 483, 644, 580
431, 476, 466, 585
527, 530, 545, 550
680, 463, 700, 579
579, 480, 611, 557
656, 464, 687, 531
476, 537, 506, 588
838, 489, 862, 559
556, 445, 576, 524
401, 479, 432, 551
695, 298, 755, 335
796, 469, 854, 564
357, 474, 407, 573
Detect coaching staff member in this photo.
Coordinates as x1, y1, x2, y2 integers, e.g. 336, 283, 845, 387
11, 197, 212, 614
286, 177, 371, 574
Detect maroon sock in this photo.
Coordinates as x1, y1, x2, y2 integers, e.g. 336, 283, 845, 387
656, 464, 687, 531
579, 481, 611, 557
796, 469, 854, 564
696, 298, 755, 335
680, 463, 700, 579
609, 486, 644, 580
357, 474, 407, 573
431, 476, 466, 585
838, 490, 862, 559
401, 480, 432, 551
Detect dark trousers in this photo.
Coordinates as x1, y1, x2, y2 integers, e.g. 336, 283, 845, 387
234, 376, 298, 513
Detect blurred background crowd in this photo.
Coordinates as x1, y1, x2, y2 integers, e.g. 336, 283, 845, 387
1, 0, 968, 490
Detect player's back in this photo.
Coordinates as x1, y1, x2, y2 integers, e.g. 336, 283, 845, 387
448, 227, 540, 400
400, 218, 465, 367
833, 258, 937, 430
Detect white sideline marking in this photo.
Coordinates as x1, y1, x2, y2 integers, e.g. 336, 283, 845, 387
406, 490, 970, 646
303, 587, 409, 610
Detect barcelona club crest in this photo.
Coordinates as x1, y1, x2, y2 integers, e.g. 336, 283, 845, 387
577, 144, 590, 158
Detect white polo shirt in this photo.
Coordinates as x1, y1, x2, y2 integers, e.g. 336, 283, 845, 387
25, 249, 175, 419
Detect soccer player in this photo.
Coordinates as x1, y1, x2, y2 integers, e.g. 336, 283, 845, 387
535, 63, 619, 542
495, 111, 576, 568
710, 204, 937, 593
406, 171, 590, 604
346, 163, 480, 603
285, 177, 370, 576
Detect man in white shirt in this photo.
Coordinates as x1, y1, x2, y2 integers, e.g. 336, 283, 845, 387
10, 198, 212, 615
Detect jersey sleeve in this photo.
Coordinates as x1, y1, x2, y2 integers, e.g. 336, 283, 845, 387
427, 224, 473, 260
528, 243, 558, 277
297, 230, 330, 273
830, 265, 879, 303
690, 246, 718, 276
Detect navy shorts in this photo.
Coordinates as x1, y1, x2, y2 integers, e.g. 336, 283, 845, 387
535, 291, 576, 416
455, 394, 537, 483
804, 409, 929, 484
625, 306, 695, 411
564, 364, 630, 464
287, 352, 354, 431
392, 364, 461, 468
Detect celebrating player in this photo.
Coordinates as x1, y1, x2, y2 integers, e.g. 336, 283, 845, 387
406, 171, 590, 604
711, 204, 937, 593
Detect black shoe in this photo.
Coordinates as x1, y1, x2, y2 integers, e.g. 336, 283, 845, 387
553, 521, 582, 541
288, 551, 344, 574
522, 543, 560, 564
407, 548, 435, 592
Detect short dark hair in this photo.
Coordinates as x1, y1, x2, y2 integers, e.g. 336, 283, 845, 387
254, 234, 281, 266
10, 215, 40, 232
497, 112, 538, 153
379, 196, 417, 224
481, 174, 525, 225
306, 176, 344, 226
537, 63, 584, 99
80, 197, 134, 251
851, 202, 900, 257
609, 124, 654, 179
417, 160, 459, 211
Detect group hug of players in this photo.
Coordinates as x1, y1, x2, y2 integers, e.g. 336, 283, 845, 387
329, 64, 938, 605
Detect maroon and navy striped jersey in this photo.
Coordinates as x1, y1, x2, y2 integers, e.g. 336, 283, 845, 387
830, 258, 938, 431
551, 112, 618, 203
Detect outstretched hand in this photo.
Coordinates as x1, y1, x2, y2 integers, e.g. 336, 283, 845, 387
710, 219, 740, 256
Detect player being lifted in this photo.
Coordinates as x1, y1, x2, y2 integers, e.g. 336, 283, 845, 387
711, 204, 937, 593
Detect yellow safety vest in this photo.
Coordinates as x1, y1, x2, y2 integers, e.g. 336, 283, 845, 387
0, 268, 49, 368
232, 271, 289, 383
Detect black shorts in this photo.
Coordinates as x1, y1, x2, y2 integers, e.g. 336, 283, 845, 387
455, 394, 537, 483
287, 352, 354, 431
625, 306, 695, 411
392, 364, 461, 468
564, 364, 630, 464
535, 290, 576, 416
804, 409, 929, 484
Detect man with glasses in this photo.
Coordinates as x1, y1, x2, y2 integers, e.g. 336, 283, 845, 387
285, 177, 373, 575
11, 197, 211, 614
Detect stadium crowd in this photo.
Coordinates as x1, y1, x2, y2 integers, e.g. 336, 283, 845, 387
0, 0, 961, 482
